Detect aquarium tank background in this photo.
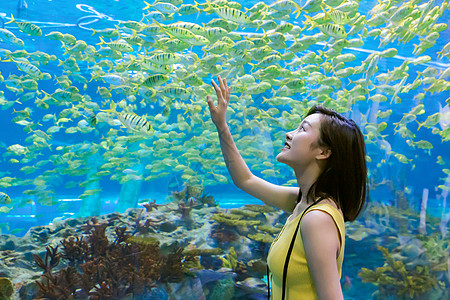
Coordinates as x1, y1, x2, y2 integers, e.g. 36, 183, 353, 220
0, 0, 449, 299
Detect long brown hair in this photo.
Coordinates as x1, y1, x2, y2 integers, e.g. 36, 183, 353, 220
301, 105, 367, 222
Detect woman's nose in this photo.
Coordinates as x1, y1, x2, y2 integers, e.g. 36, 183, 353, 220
286, 132, 292, 140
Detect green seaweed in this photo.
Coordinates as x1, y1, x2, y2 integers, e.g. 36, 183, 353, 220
229, 208, 259, 218
182, 247, 224, 256
358, 246, 443, 298
242, 204, 276, 213
247, 233, 274, 243
211, 213, 260, 227
257, 225, 282, 235
126, 235, 160, 247
220, 247, 237, 270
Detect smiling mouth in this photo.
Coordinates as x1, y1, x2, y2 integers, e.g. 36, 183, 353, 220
284, 142, 291, 149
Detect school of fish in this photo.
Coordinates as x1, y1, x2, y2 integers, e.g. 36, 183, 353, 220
0, 0, 449, 208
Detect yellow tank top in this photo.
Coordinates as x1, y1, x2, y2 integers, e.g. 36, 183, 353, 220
267, 203, 345, 300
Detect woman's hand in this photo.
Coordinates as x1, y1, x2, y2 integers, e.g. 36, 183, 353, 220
207, 75, 231, 128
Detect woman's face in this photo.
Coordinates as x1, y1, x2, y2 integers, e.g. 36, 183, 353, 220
276, 113, 327, 169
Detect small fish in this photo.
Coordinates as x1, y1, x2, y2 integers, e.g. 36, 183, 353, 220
97, 37, 133, 52
100, 102, 154, 134
178, 4, 200, 15
148, 52, 181, 65
5, 56, 43, 79
143, 1, 179, 14
140, 74, 169, 88
101, 74, 126, 86
45, 31, 64, 41
83, 110, 97, 126
5, 14, 42, 36
202, 0, 254, 25
0, 192, 11, 204
417, 113, 440, 130
321, 4, 350, 25
318, 23, 347, 39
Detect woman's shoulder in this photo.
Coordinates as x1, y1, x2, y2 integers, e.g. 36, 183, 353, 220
308, 199, 344, 222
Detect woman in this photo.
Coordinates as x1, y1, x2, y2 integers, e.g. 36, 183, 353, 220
207, 75, 367, 300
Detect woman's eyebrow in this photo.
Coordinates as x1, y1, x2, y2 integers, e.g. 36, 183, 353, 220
302, 120, 312, 128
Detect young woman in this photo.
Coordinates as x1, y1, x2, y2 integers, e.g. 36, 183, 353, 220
207, 76, 367, 300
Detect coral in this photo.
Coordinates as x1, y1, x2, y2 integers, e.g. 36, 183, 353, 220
358, 245, 442, 298
33, 245, 61, 274
219, 247, 237, 270
210, 227, 240, 244
247, 233, 274, 244
0, 277, 13, 300
177, 200, 195, 221
418, 233, 450, 268
182, 247, 224, 256
34, 221, 193, 299
234, 261, 249, 281
60, 236, 89, 265
229, 208, 258, 218
198, 193, 218, 207
126, 235, 160, 247
142, 199, 164, 212
257, 225, 282, 235
246, 259, 267, 278
211, 213, 260, 227
133, 209, 163, 234
242, 204, 276, 213
160, 247, 186, 283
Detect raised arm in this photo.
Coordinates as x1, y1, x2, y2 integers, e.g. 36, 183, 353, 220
206, 75, 298, 213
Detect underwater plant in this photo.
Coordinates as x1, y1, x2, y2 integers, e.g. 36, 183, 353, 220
33, 220, 193, 299
358, 245, 446, 299
32, 244, 61, 274
142, 199, 165, 212
133, 208, 163, 234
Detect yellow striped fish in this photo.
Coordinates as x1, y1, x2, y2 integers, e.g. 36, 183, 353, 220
97, 37, 133, 52
154, 20, 196, 40
148, 52, 181, 65
202, 0, 253, 25
143, 1, 179, 14
162, 86, 191, 99
318, 23, 347, 39
7, 56, 43, 79
167, 22, 205, 36
140, 57, 172, 73
184, 34, 210, 46
249, 54, 281, 71
5, 14, 42, 36
100, 102, 154, 134
321, 5, 350, 25
0, 192, 11, 204
204, 27, 229, 42
141, 74, 169, 88
269, 0, 302, 18
0, 28, 19, 42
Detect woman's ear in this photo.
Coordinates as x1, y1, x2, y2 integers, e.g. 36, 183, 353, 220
316, 147, 331, 160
